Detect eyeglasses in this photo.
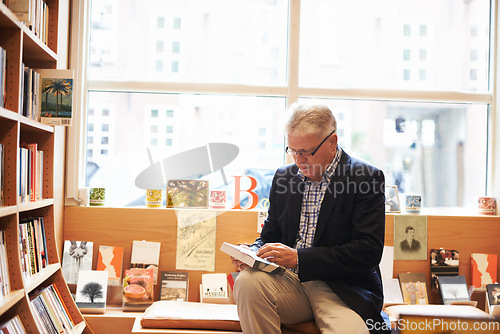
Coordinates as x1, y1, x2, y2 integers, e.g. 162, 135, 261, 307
285, 130, 336, 157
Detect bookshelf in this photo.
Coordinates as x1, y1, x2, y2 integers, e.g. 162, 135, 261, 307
0, 1, 92, 333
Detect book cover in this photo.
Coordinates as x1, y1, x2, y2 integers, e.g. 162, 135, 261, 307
122, 268, 154, 312
75, 270, 108, 314
486, 283, 500, 317
201, 273, 228, 300
437, 275, 470, 305
471, 253, 497, 288
37, 69, 74, 126
430, 248, 459, 290
130, 240, 160, 284
382, 278, 404, 306
166, 179, 209, 208
160, 271, 189, 301
96, 245, 124, 286
398, 272, 428, 305
220, 242, 286, 276
61, 240, 93, 284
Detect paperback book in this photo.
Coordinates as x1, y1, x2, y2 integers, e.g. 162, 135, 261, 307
122, 268, 154, 312
220, 242, 286, 276
38, 69, 74, 126
471, 253, 497, 288
75, 270, 108, 314
160, 271, 189, 301
486, 283, 500, 318
398, 272, 428, 305
61, 240, 93, 284
130, 240, 161, 284
201, 273, 228, 301
96, 245, 124, 286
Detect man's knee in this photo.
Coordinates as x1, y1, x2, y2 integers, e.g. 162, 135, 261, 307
234, 268, 270, 302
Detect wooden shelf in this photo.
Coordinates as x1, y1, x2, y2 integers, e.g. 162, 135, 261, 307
0, 1, 91, 333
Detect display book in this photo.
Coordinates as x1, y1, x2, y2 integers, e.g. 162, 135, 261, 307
220, 242, 286, 276
160, 271, 189, 301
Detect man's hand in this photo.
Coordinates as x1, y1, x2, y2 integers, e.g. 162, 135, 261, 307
256, 243, 297, 269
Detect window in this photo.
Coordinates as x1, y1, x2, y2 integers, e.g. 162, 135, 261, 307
73, 0, 492, 210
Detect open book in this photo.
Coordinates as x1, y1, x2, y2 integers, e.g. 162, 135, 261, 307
220, 242, 286, 276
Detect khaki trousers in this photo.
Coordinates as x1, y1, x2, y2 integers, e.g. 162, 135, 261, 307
233, 268, 369, 334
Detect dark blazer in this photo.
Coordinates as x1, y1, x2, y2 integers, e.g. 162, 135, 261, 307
252, 150, 387, 333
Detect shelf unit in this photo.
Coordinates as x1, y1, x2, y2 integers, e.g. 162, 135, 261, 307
0, 1, 92, 332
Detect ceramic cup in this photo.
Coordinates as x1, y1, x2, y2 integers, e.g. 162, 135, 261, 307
146, 189, 163, 207
478, 196, 496, 215
210, 190, 227, 209
89, 187, 105, 206
405, 194, 422, 213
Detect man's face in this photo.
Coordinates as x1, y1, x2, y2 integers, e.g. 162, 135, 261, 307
287, 132, 337, 182
406, 229, 415, 240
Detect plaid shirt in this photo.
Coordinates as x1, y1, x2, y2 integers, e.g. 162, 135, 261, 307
294, 147, 342, 271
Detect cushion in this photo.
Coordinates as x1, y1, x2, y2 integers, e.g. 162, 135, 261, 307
140, 301, 241, 331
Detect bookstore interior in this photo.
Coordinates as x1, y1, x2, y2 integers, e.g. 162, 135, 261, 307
2, 0, 500, 333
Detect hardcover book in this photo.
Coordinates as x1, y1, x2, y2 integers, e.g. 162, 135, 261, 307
37, 69, 74, 126
166, 179, 209, 208
398, 272, 429, 305
220, 242, 286, 276
75, 270, 108, 314
437, 275, 470, 305
96, 245, 124, 286
471, 253, 497, 288
160, 271, 189, 301
61, 240, 93, 285
122, 268, 154, 312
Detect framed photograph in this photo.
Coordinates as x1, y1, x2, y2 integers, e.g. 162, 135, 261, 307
166, 179, 209, 208
385, 185, 400, 213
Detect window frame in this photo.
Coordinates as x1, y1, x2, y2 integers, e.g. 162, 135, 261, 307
66, 0, 499, 209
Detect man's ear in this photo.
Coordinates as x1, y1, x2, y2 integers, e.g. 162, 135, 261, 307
330, 134, 338, 149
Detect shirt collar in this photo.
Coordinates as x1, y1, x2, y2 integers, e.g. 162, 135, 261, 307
297, 146, 343, 182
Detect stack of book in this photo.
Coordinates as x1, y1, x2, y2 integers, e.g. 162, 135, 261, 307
18, 217, 48, 277
0, 229, 10, 296
29, 284, 75, 333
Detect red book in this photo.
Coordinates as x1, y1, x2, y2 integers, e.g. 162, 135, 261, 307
471, 253, 498, 288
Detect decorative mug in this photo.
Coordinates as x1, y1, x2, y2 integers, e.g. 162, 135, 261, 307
405, 195, 422, 214
146, 189, 163, 207
210, 190, 227, 209
478, 197, 496, 215
89, 187, 105, 206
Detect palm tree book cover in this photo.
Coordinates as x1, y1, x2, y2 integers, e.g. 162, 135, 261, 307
37, 69, 74, 126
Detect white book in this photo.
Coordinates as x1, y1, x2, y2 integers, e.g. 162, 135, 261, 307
75, 270, 108, 314
220, 242, 286, 276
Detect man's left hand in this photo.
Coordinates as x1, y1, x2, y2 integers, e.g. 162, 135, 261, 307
256, 243, 297, 269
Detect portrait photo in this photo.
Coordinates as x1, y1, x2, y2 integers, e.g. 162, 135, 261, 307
394, 215, 427, 260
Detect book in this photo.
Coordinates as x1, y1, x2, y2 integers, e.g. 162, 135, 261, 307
486, 283, 500, 318
398, 272, 429, 305
96, 245, 124, 286
471, 253, 497, 288
201, 273, 228, 300
0, 315, 27, 334
437, 275, 470, 305
382, 278, 404, 306
37, 69, 74, 126
130, 240, 161, 284
160, 271, 189, 301
166, 179, 209, 208
122, 268, 154, 312
220, 242, 286, 276
430, 248, 459, 290
75, 270, 108, 314
61, 240, 93, 284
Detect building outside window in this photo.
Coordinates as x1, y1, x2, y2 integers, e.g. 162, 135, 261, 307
77, 0, 491, 209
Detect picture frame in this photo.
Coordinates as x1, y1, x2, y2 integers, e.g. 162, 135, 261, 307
385, 185, 400, 213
